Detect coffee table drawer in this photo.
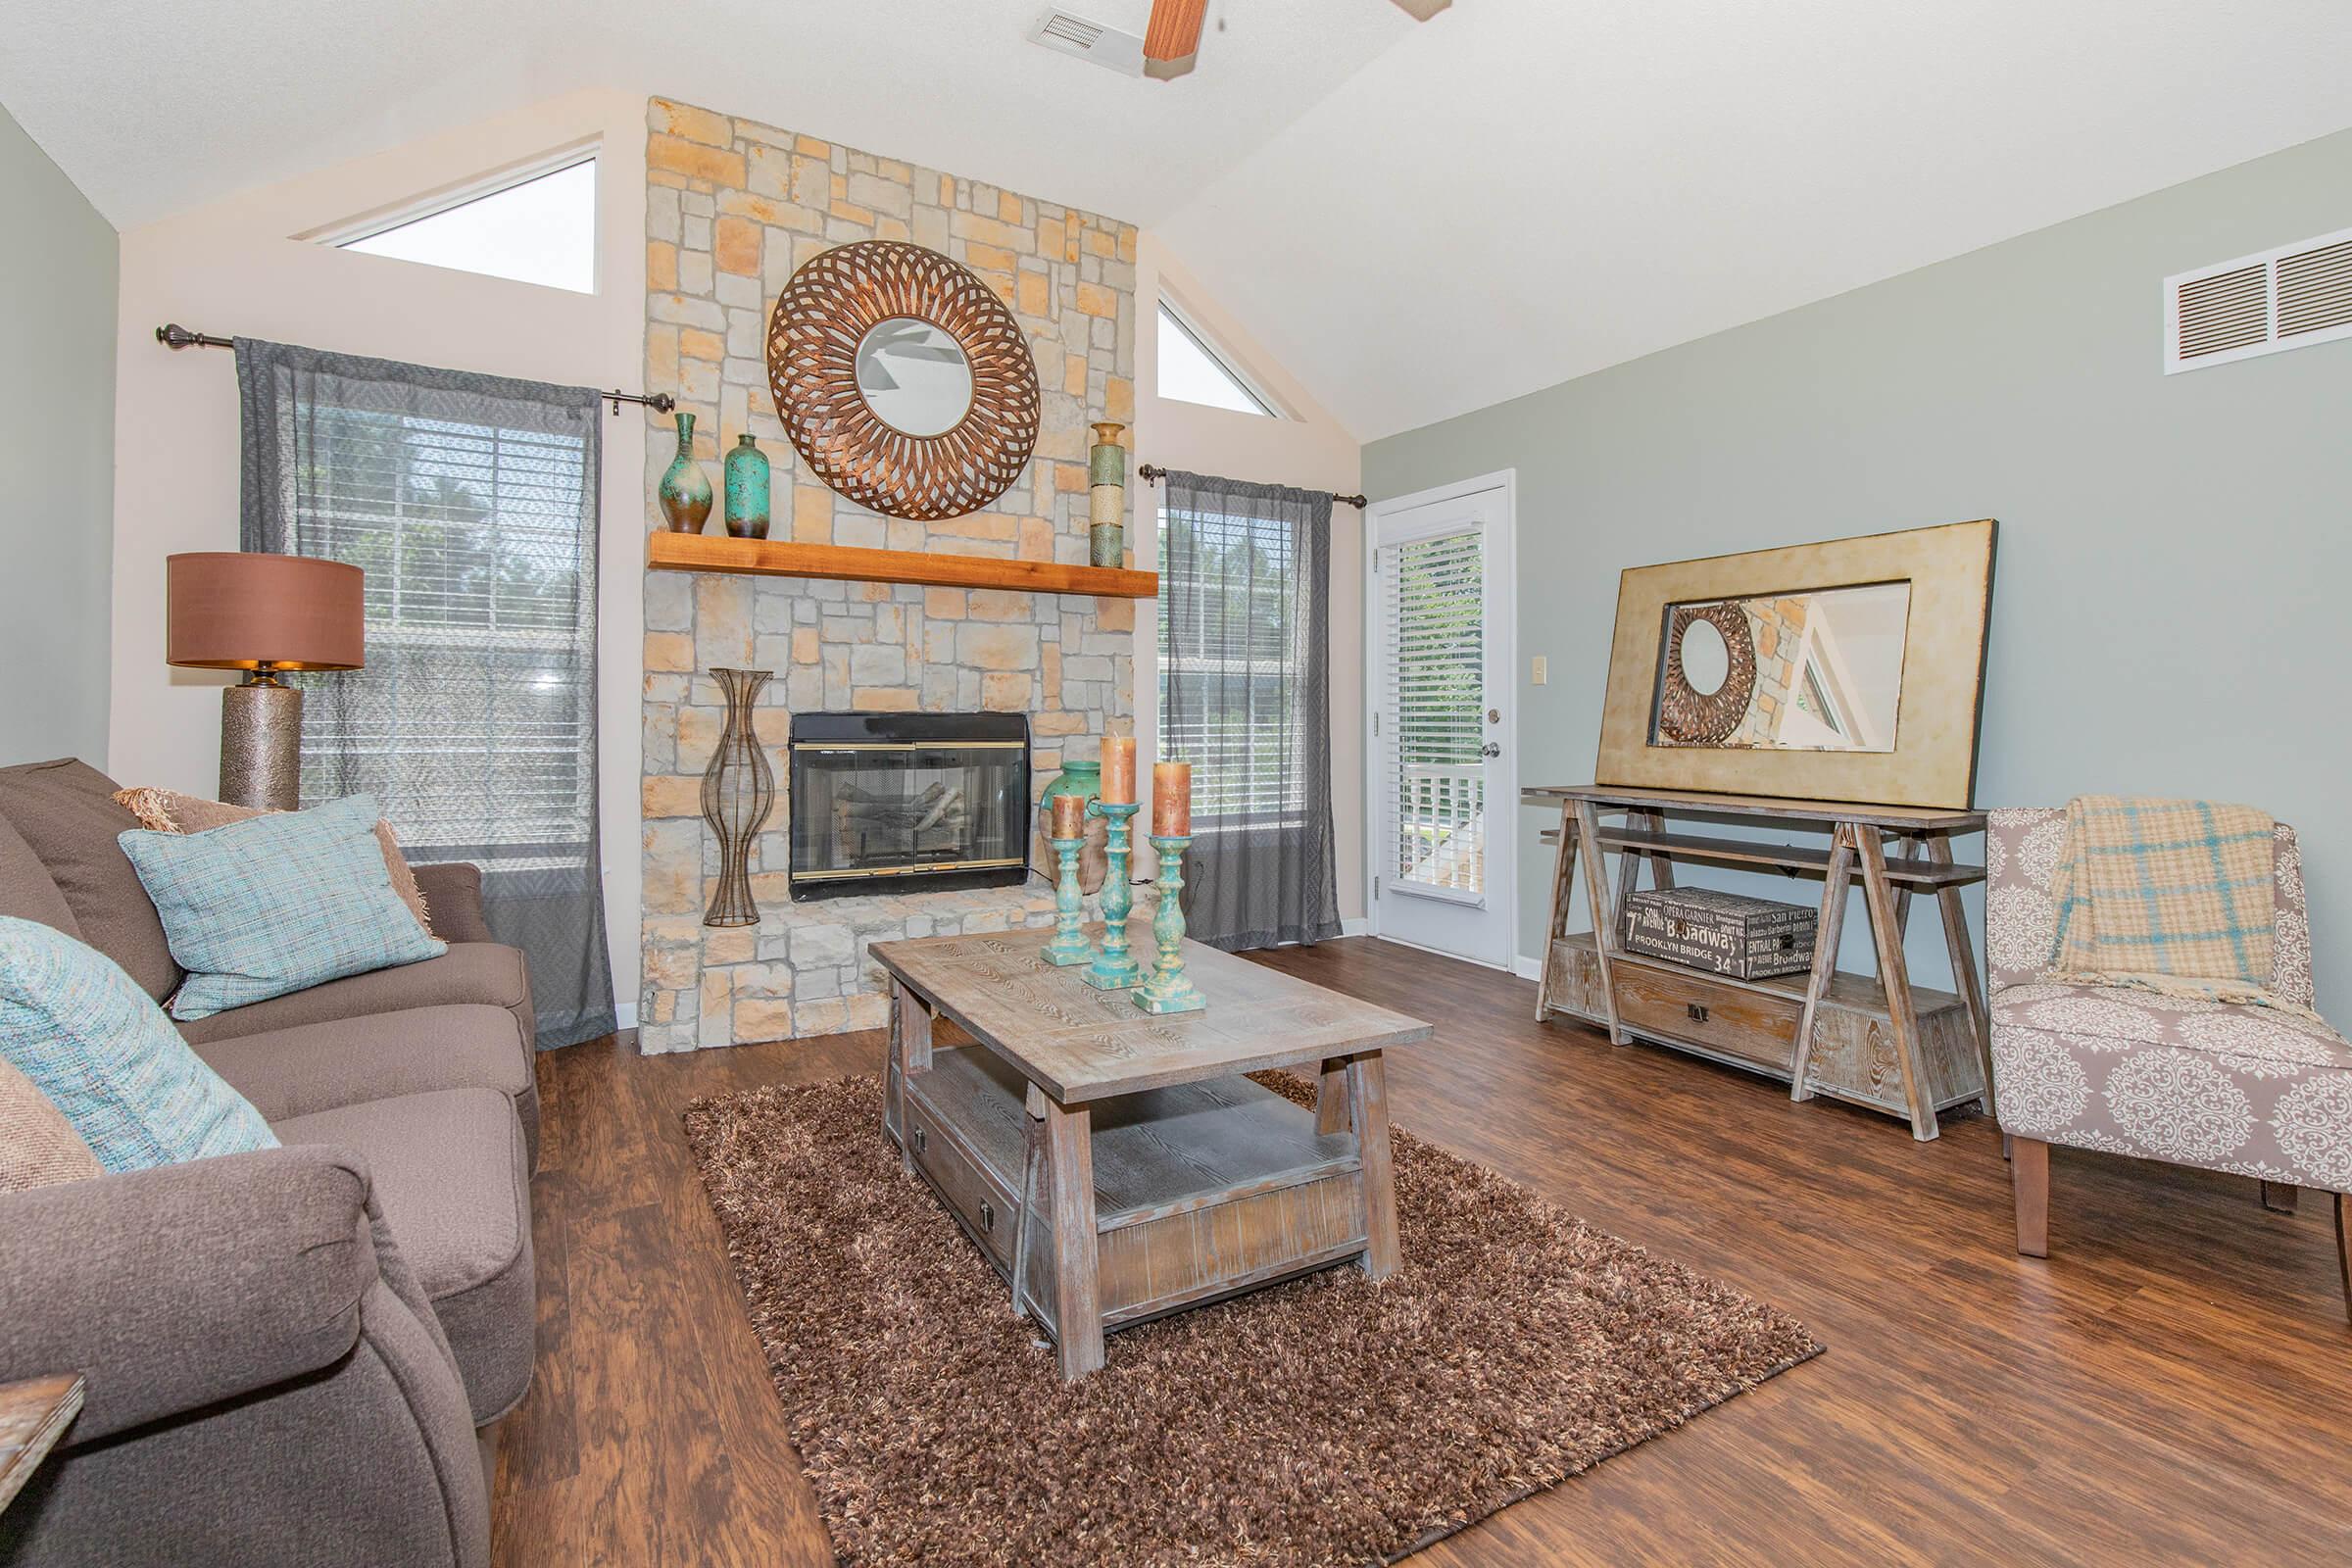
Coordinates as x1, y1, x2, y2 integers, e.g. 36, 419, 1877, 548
905, 1095, 1015, 1273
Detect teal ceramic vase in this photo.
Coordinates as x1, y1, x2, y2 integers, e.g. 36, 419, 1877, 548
657, 412, 712, 534
723, 433, 770, 540
1033, 759, 1108, 895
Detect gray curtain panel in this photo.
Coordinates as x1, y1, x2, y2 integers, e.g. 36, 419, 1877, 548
1158, 471, 1343, 951
237, 339, 616, 1049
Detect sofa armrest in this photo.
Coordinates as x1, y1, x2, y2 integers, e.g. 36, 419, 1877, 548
0, 1147, 380, 1443
413, 860, 495, 943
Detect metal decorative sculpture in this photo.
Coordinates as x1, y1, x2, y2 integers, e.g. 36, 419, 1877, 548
701, 667, 774, 927
765, 240, 1041, 521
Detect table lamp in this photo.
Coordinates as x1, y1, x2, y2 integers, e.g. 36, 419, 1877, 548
166, 552, 365, 810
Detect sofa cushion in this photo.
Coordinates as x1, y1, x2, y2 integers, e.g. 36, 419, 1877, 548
0, 916, 278, 1172
273, 1088, 534, 1425
0, 810, 80, 939
175, 941, 533, 1049
1991, 983, 2352, 1190
0, 1054, 103, 1193
119, 793, 446, 1020
195, 1003, 539, 1169
0, 759, 180, 1001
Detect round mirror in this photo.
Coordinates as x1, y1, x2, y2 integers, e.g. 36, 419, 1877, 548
855, 318, 973, 437
1680, 616, 1732, 695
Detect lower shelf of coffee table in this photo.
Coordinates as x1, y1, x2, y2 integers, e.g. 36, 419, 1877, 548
1541, 932, 1986, 1122
899, 1046, 1369, 1334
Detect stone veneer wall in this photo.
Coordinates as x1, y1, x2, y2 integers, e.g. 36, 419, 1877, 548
636, 97, 1138, 1054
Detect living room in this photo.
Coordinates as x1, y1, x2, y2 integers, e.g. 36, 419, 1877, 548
3, 3, 2349, 1564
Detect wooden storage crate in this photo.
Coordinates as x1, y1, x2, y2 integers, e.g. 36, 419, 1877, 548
1621, 887, 1816, 980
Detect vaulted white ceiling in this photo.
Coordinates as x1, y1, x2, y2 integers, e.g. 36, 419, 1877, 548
5, 1, 2347, 442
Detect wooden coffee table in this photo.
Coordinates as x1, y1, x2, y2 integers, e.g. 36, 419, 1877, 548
870, 926, 1431, 1380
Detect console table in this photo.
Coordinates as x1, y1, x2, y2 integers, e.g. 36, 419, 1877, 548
1528, 784, 1991, 1141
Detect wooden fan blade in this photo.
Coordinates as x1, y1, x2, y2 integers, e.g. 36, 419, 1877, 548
1144, 0, 1208, 61
1390, 0, 1451, 18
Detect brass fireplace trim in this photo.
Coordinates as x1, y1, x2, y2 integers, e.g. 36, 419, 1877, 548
794, 740, 1029, 753
794, 856, 1027, 882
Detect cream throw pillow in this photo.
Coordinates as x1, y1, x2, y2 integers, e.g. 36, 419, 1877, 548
115, 787, 433, 938
0, 1054, 104, 1193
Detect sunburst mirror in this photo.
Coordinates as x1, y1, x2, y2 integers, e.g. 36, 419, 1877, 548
765, 240, 1041, 522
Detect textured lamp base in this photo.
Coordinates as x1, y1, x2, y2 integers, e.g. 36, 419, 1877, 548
220, 680, 303, 811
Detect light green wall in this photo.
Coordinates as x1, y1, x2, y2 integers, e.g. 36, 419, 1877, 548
1365, 129, 2352, 1013
0, 101, 116, 766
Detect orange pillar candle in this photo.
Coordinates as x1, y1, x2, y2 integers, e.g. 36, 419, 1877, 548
1152, 762, 1192, 837
1100, 735, 1137, 803
1050, 791, 1088, 841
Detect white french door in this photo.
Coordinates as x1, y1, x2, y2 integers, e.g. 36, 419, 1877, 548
1365, 474, 1516, 968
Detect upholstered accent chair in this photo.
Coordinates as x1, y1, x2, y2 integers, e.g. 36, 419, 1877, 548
1984, 808, 2352, 1322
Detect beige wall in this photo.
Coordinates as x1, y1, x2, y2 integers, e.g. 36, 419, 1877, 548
1134, 238, 1366, 922
104, 88, 649, 1007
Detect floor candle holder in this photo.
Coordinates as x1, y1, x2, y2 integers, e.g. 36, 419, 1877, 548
1040, 833, 1092, 966
1081, 800, 1146, 990
1133, 834, 1206, 1014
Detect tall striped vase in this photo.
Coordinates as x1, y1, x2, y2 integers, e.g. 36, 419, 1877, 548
1088, 421, 1126, 568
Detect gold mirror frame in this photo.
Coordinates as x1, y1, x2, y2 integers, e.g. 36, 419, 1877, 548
766, 241, 1041, 521
1595, 518, 1997, 808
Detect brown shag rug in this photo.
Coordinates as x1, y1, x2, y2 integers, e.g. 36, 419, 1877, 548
683, 1073, 1820, 1567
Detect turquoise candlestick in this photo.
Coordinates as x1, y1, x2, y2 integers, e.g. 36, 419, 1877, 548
1040, 834, 1091, 966
1081, 800, 1145, 990
1133, 834, 1206, 1013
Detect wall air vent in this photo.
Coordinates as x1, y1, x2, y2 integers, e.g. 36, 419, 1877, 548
2165, 224, 2352, 373
1027, 7, 1147, 74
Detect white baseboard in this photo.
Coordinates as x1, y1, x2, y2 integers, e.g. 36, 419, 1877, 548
1340, 916, 1372, 938
613, 1001, 639, 1030
1511, 955, 1543, 981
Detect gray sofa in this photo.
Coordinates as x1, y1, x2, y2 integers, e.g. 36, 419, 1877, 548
0, 759, 540, 1568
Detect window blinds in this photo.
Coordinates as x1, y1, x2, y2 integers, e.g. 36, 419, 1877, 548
1157, 505, 1311, 821
1382, 527, 1487, 894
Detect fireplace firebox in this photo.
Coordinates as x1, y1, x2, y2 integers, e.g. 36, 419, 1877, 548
786, 712, 1032, 901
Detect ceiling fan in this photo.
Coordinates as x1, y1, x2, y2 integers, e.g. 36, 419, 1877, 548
1143, 0, 1449, 75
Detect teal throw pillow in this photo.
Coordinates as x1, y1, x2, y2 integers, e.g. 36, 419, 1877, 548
118, 792, 447, 1020
0, 915, 278, 1170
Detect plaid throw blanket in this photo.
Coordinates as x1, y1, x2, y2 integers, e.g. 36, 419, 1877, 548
2047, 795, 2320, 1019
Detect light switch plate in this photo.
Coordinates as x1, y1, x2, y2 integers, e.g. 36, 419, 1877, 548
1531, 655, 1548, 685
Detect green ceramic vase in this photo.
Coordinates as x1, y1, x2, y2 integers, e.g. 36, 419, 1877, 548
1034, 760, 1108, 895
723, 433, 770, 540
657, 412, 713, 534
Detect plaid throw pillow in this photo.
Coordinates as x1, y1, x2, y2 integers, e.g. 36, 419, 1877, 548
118, 793, 446, 1020
0, 916, 277, 1171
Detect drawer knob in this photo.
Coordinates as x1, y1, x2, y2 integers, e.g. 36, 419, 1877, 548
980, 1200, 996, 1231
911, 1125, 927, 1154
1687, 1003, 1710, 1023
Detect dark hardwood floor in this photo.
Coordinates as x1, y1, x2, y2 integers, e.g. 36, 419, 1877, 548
491, 937, 2352, 1566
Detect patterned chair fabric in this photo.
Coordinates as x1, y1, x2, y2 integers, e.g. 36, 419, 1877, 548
1984, 808, 2350, 1193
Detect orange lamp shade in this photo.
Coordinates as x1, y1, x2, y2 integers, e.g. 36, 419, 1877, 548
166, 553, 365, 671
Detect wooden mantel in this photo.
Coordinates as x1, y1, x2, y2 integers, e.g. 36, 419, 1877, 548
647, 533, 1158, 599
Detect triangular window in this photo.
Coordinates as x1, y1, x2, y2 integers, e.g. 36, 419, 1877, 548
335, 158, 598, 294
1157, 302, 1278, 417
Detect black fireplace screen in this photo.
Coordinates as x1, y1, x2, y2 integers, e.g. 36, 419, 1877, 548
787, 711, 1031, 900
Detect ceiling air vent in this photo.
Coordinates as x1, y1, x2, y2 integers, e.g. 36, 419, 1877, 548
2165, 224, 2352, 373
1027, 7, 1146, 74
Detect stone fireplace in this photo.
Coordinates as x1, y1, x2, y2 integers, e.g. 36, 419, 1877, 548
636, 96, 1137, 1052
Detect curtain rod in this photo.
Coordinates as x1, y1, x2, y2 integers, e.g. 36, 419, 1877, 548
1136, 463, 1367, 510
154, 323, 677, 416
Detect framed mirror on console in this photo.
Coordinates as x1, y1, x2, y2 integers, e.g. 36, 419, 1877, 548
1597, 517, 1997, 809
